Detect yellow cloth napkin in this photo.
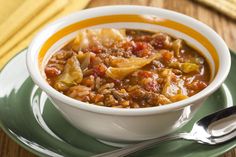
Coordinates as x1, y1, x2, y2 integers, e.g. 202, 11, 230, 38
0, 0, 68, 58
0, 0, 90, 69
196, 0, 236, 20
0, 0, 51, 47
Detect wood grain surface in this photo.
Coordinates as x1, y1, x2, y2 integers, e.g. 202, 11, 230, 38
0, 0, 236, 156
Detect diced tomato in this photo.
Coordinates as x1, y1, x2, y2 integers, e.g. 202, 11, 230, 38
152, 35, 165, 49
93, 64, 107, 76
81, 76, 94, 88
90, 56, 102, 67
133, 42, 148, 52
186, 80, 208, 91
133, 35, 152, 42
138, 71, 153, 78
133, 42, 152, 57
195, 81, 208, 90
139, 49, 152, 57
94, 94, 104, 103
122, 41, 136, 51
45, 67, 61, 77
162, 50, 173, 62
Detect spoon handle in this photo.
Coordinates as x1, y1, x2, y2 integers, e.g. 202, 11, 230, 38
93, 133, 192, 157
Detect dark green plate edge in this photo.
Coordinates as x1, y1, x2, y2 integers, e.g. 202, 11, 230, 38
0, 48, 48, 157
0, 48, 235, 157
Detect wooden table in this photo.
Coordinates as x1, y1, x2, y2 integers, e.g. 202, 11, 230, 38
0, 0, 236, 156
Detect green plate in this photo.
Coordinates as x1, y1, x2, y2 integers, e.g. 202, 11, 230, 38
0, 49, 235, 157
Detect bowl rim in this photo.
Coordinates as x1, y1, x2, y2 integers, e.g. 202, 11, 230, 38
27, 5, 231, 116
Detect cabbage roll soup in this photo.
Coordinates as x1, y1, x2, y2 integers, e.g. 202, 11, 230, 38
45, 28, 210, 108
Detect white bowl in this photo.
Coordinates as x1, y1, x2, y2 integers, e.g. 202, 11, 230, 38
27, 6, 231, 146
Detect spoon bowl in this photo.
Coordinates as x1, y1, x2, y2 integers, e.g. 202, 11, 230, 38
93, 106, 236, 157
191, 105, 236, 145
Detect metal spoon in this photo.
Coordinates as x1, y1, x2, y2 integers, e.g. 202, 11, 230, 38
93, 106, 236, 157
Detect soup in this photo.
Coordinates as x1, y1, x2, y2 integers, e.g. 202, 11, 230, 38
45, 28, 210, 108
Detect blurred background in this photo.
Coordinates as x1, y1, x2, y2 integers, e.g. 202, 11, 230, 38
0, 0, 236, 157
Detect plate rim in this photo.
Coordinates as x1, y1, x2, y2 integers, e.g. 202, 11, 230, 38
0, 48, 50, 157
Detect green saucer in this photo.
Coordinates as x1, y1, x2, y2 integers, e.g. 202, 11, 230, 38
0, 49, 235, 157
